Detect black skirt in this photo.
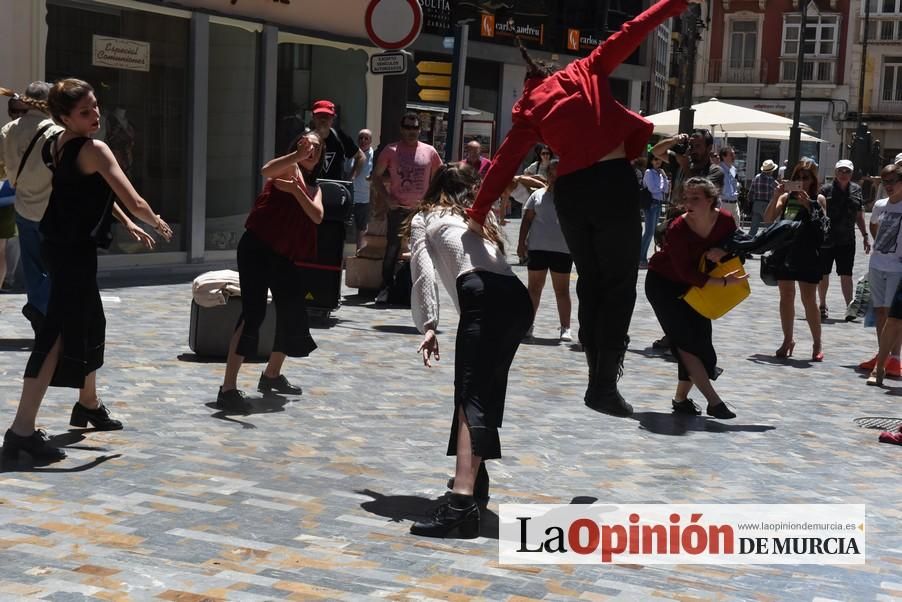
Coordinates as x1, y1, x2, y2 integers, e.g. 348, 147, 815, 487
25, 240, 105, 389
645, 270, 719, 382
447, 271, 532, 460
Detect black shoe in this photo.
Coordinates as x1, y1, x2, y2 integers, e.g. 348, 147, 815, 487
652, 335, 670, 349
70, 401, 123, 430
21, 303, 44, 336
672, 398, 702, 416
216, 387, 251, 413
706, 402, 736, 419
410, 494, 480, 538
257, 373, 302, 395
2, 428, 67, 463
585, 388, 634, 417
446, 462, 490, 506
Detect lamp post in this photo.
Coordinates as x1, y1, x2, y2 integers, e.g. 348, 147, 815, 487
787, 0, 818, 169
677, 3, 702, 133
851, 0, 873, 179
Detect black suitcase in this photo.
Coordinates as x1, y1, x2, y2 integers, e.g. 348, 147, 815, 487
188, 298, 276, 358
298, 179, 351, 319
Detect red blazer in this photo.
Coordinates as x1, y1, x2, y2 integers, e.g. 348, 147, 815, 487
469, 0, 689, 224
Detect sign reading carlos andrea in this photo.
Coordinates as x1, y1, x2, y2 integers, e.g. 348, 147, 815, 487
499, 504, 865, 565
92, 36, 150, 72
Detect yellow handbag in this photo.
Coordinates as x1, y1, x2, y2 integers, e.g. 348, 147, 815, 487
681, 256, 751, 320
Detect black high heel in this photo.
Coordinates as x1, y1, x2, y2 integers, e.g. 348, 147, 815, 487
2, 429, 67, 462
447, 462, 490, 506
410, 494, 480, 538
70, 401, 123, 430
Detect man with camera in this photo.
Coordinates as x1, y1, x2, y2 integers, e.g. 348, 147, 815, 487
652, 129, 724, 207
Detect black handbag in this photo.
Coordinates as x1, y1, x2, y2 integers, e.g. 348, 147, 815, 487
638, 186, 653, 211
760, 253, 778, 286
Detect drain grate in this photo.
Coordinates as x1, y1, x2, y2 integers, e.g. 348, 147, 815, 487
854, 417, 902, 431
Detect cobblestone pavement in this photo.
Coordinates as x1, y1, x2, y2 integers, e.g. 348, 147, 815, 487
0, 222, 899, 601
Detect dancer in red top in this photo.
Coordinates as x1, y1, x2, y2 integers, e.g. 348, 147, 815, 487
468, 0, 699, 417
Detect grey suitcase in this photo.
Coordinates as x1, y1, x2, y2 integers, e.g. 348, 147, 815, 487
188, 297, 276, 358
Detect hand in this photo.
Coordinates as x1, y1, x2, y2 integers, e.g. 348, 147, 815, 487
154, 215, 173, 242
417, 329, 440, 367
467, 217, 486, 237
774, 181, 786, 197
705, 248, 727, 263
125, 221, 156, 249
722, 269, 749, 286
517, 241, 527, 261
863, 236, 871, 254
795, 190, 811, 208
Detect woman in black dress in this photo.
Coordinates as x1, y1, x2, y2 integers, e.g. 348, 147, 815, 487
763, 159, 829, 361
2, 79, 172, 463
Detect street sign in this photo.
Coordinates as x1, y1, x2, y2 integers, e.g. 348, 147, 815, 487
415, 74, 451, 88
416, 61, 452, 75
364, 0, 423, 50
369, 51, 408, 75
415, 60, 452, 103
418, 89, 450, 103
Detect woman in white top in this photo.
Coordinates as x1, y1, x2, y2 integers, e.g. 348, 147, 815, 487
403, 163, 532, 539
523, 144, 553, 179
639, 155, 670, 267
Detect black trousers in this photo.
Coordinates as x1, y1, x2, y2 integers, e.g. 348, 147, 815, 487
448, 271, 532, 460
24, 240, 104, 389
382, 207, 412, 289
234, 231, 317, 358
554, 158, 640, 354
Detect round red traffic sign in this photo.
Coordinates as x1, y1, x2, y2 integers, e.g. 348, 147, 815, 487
364, 0, 423, 50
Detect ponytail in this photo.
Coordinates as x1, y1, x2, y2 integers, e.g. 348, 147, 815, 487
0, 88, 49, 115
515, 36, 557, 80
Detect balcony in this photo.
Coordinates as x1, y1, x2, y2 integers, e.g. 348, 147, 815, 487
779, 58, 836, 84
871, 100, 902, 115
706, 59, 768, 85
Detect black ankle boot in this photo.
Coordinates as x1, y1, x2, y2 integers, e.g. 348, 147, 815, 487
70, 401, 123, 430
583, 345, 597, 404
446, 462, 490, 506
410, 493, 480, 538
2, 429, 67, 463
585, 344, 633, 417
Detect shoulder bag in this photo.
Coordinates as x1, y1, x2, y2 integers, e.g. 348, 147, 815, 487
681, 255, 751, 320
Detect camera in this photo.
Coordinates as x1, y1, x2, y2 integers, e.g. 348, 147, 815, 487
784, 180, 803, 193
672, 143, 688, 155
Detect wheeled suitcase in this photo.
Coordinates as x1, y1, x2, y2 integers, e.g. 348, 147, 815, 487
188, 298, 276, 358
297, 179, 352, 319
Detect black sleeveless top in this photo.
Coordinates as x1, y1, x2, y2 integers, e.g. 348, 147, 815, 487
40, 133, 115, 248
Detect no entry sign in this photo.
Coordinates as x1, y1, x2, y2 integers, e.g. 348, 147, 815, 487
364, 0, 423, 50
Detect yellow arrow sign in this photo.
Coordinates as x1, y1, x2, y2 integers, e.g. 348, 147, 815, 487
416, 74, 451, 88
418, 89, 450, 103
416, 61, 452, 75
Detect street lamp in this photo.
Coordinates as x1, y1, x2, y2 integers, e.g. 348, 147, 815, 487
787, 0, 819, 169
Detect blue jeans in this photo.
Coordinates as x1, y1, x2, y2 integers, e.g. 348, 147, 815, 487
15, 212, 50, 314
639, 202, 662, 264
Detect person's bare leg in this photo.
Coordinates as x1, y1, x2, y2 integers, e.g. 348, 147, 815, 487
839, 274, 853, 307
676, 349, 724, 409
673, 379, 692, 401
871, 318, 902, 383
10, 337, 62, 436
817, 275, 829, 312
799, 282, 822, 356
450, 405, 481, 495
777, 281, 796, 353
526, 269, 546, 320
77, 371, 100, 409
263, 352, 287, 379
222, 323, 245, 392
550, 271, 572, 329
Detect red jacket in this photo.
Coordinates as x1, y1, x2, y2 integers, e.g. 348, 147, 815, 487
469, 0, 689, 224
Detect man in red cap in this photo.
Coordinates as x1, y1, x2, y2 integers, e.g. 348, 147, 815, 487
311, 99, 365, 182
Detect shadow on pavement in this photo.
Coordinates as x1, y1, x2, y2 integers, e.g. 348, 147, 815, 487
0, 338, 34, 352
177, 353, 266, 364
629, 347, 677, 362
1, 430, 120, 472
356, 488, 500, 540
631, 411, 776, 436
372, 324, 420, 336
522, 337, 560, 347
746, 353, 814, 368
342, 292, 378, 306
204, 393, 291, 428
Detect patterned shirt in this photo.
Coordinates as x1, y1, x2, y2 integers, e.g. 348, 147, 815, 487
748, 172, 777, 205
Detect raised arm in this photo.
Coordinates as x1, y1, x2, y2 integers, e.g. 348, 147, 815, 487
467, 122, 538, 225
589, 0, 692, 76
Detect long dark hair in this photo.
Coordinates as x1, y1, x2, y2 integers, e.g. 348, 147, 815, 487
516, 36, 558, 80
789, 159, 820, 200
400, 163, 506, 253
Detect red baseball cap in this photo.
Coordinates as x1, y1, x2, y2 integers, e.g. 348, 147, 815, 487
312, 100, 335, 116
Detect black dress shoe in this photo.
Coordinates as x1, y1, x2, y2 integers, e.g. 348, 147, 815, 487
706, 402, 737, 419
70, 401, 123, 430
446, 462, 490, 506
257, 374, 302, 395
217, 387, 251, 413
672, 398, 702, 416
585, 387, 634, 417
410, 494, 480, 538
2, 428, 67, 462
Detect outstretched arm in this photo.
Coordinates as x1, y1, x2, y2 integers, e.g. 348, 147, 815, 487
589, 0, 694, 76
467, 122, 538, 225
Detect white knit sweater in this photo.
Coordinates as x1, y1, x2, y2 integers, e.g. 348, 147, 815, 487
409, 209, 514, 334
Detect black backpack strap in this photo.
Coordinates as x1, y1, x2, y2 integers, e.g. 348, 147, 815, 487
14, 123, 54, 187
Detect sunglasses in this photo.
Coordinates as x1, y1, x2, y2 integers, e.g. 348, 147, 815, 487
540, 151, 551, 156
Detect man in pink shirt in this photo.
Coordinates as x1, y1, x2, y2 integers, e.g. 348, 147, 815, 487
372, 112, 442, 303
460, 139, 491, 179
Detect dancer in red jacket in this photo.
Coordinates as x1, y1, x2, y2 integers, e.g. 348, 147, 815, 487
468, 0, 699, 416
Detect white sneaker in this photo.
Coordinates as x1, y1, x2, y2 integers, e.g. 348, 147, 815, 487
559, 327, 572, 342
375, 288, 389, 304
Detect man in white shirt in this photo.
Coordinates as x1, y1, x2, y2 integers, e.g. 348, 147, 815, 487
718, 146, 740, 226
0, 82, 61, 334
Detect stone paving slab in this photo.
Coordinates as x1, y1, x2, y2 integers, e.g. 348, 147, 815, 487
0, 222, 899, 601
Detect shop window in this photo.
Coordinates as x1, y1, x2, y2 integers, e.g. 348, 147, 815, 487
45, 0, 189, 254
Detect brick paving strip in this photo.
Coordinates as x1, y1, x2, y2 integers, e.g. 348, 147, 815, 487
0, 223, 898, 600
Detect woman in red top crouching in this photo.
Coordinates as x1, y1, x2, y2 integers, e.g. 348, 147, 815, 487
216, 130, 325, 412
645, 178, 745, 419
467, 0, 700, 418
